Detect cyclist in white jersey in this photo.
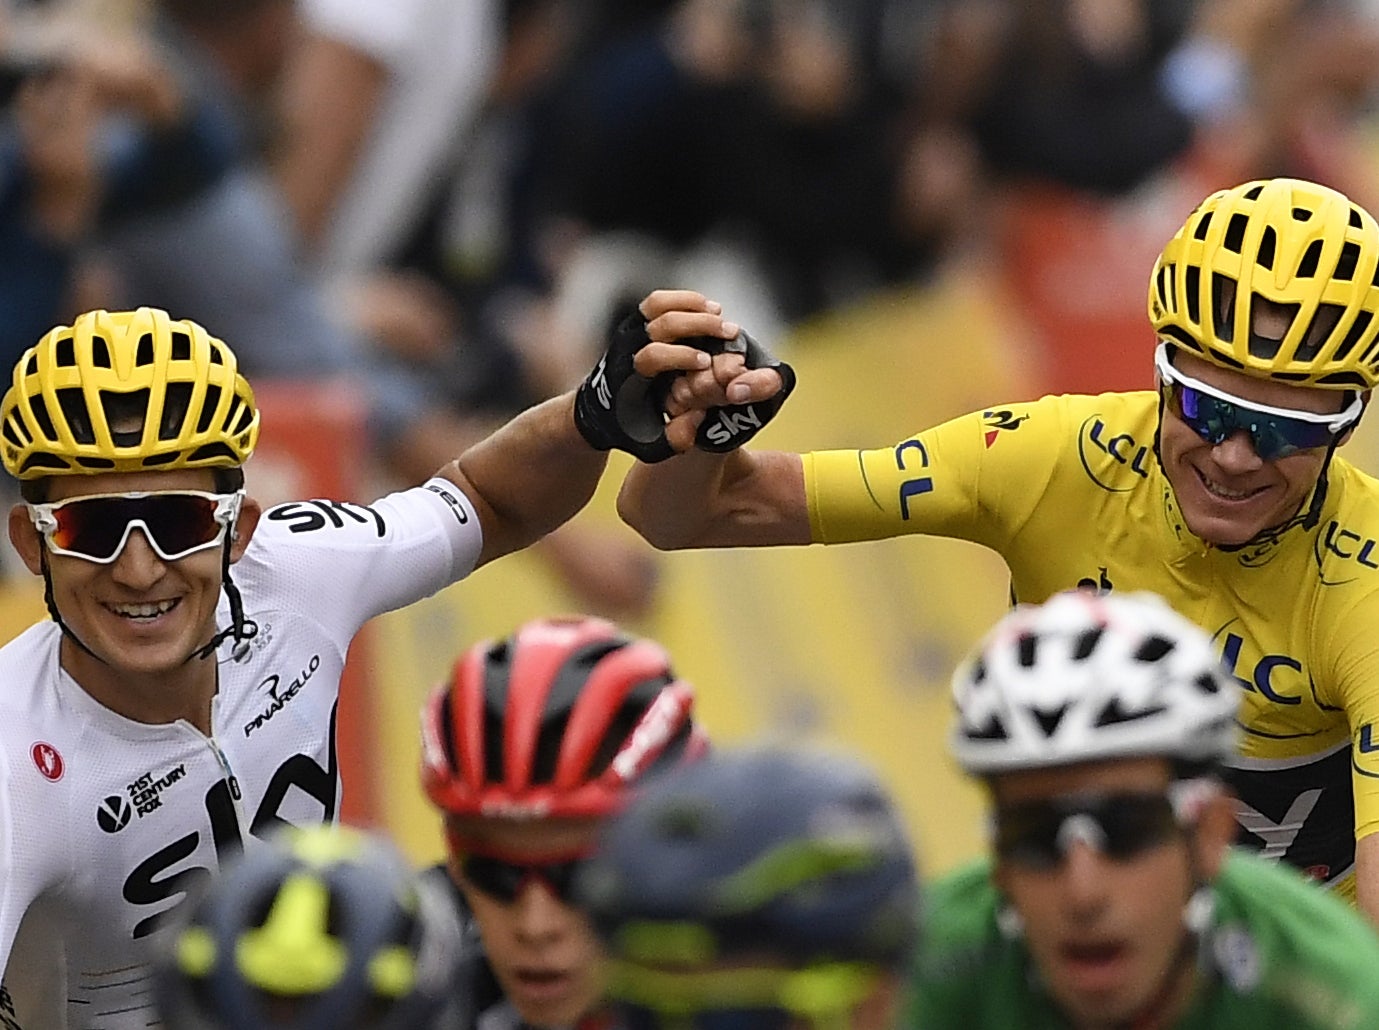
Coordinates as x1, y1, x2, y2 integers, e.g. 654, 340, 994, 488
0, 295, 766, 1027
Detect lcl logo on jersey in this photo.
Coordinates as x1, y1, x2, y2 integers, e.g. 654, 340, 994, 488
1077, 416, 1152, 492
97, 794, 134, 834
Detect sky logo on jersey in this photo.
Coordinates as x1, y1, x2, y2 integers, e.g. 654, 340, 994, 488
982, 409, 1028, 448
30, 741, 63, 781
1077, 416, 1152, 492
266, 499, 387, 537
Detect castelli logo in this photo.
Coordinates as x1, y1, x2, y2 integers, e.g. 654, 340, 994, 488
31, 742, 64, 782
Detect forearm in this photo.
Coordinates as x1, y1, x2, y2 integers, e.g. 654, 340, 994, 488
617, 448, 809, 550
447, 392, 608, 567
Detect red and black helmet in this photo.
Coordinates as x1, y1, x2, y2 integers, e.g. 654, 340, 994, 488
420, 616, 705, 823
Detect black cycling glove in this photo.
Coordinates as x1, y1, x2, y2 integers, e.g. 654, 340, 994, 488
573, 308, 678, 463
688, 329, 796, 453
573, 307, 796, 461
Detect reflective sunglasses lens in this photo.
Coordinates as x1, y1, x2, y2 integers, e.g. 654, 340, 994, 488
1175, 384, 1336, 459
50, 494, 223, 561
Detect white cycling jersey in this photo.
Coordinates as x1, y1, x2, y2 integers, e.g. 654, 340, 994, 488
0, 478, 483, 1028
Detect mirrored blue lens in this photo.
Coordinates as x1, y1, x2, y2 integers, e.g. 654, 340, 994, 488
1174, 384, 1336, 460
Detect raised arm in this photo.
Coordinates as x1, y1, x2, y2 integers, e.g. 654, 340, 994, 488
440, 290, 775, 566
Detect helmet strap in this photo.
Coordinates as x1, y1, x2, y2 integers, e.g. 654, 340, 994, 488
190, 535, 258, 663
38, 548, 108, 665
38, 535, 257, 665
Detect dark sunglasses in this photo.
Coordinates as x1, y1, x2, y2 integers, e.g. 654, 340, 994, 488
1155, 344, 1361, 461
455, 851, 590, 904
26, 490, 243, 564
993, 790, 1182, 871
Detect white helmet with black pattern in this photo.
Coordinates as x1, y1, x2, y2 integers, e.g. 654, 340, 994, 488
951, 591, 1241, 775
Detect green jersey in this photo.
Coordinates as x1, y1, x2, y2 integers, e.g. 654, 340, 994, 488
907, 851, 1379, 1028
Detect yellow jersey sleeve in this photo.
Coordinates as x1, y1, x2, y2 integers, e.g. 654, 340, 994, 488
804, 400, 1066, 552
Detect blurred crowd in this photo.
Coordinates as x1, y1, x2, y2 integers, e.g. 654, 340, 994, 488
6, 0, 1379, 470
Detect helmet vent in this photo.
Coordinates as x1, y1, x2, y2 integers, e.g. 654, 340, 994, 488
965, 713, 1007, 742
1195, 673, 1222, 695
90, 334, 111, 369
1016, 633, 1037, 667
1333, 310, 1371, 362
135, 333, 154, 367
54, 337, 75, 368
101, 390, 149, 446
1094, 698, 1166, 727
1350, 207, 1365, 229
1244, 184, 1264, 200
1185, 266, 1201, 324
1335, 242, 1361, 281
56, 389, 93, 444
1192, 211, 1213, 241
188, 443, 238, 464
1296, 305, 1342, 362
1292, 206, 1313, 222
1134, 635, 1174, 663
1071, 627, 1104, 661
1211, 275, 1236, 342
160, 383, 192, 441
1033, 704, 1070, 738
197, 385, 221, 434
1256, 227, 1276, 270
170, 330, 192, 362
1298, 240, 1323, 278
1224, 213, 1248, 253
31, 395, 58, 443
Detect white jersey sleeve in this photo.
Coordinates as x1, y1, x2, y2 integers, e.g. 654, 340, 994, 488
236, 478, 482, 645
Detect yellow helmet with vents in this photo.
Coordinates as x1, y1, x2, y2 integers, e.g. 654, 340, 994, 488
0, 308, 259, 479
1148, 178, 1379, 390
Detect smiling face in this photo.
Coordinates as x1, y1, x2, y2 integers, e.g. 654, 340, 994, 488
447, 815, 607, 1029
8, 468, 260, 693
993, 758, 1233, 1029
1158, 348, 1349, 546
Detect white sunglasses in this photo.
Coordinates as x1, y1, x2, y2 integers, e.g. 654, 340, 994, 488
27, 490, 244, 564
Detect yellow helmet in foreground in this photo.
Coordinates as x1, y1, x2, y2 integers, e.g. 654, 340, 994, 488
0, 308, 259, 479
1149, 178, 1379, 390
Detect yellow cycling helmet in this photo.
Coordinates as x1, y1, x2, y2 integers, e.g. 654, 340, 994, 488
1148, 178, 1379, 390
0, 307, 260, 479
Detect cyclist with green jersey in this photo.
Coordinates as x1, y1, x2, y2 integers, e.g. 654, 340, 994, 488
909, 589, 1379, 1029
577, 745, 921, 1030
614, 177, 1379, 924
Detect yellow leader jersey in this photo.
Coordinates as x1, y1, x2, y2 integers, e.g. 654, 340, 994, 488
806, 390, 1379, 900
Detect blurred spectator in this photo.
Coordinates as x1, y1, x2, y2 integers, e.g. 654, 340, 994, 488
0, 4, 235, 367
525, 0, 941, 363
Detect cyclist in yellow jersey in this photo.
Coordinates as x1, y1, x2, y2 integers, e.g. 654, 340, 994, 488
614, 177, 1379, 925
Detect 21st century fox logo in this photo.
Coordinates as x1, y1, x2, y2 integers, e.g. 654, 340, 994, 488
96, 763, 187, 833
